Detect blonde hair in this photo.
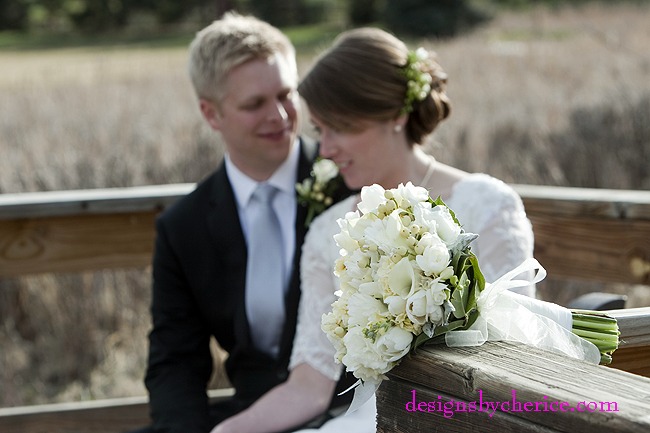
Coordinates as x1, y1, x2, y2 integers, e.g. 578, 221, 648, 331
188, 12, 297, 101
299, 27, 450, 145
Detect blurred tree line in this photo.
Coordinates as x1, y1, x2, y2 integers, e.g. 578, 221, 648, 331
1, 0, 647, 36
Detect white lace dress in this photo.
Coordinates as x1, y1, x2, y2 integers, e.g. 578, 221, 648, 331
290, 173, 535, 432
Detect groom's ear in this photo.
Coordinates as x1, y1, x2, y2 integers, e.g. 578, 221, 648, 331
199, 98, 222, 131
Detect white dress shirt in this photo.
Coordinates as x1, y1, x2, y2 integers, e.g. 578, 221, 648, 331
225, 140, 300, 289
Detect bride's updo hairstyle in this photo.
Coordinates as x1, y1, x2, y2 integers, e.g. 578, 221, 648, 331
298, 27, 450, 146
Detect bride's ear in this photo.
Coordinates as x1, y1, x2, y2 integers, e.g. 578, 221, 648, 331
393, 114, 408, 133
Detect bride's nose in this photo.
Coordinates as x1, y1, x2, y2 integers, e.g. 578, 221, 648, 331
318, 131, 339, 159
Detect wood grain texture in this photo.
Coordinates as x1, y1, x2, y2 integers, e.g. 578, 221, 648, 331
0, 389, 234, 433
527, 214, 650, 285
0, 212, 157, 276
377, 341, 650, 433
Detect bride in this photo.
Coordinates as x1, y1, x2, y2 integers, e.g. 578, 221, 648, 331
211, 27, 535, 433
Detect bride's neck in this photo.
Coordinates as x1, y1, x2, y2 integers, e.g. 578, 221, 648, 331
399, 147, 434, 187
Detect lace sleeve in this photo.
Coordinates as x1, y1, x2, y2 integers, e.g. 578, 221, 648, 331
289, 197, 356, 380
447, 174, 536, 297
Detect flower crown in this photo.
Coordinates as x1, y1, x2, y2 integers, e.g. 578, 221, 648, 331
401, 47, 433, 115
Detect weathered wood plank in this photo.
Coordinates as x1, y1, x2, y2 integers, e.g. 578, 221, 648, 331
605, 308, 650, 376
0, 212, 158, 276
0, 389, 234, 433
1, 183, 649, 282
512, 185, 650, 285
513, 184, 650, 220
377, 341, 650, 433
607, 345, 650, 377
608, 307, 650, 348
527, 214, 650, 285
0, 184, 193, 220
378, 380, 561, 433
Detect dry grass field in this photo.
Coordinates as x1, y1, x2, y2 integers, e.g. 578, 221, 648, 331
1, 3, 649, 408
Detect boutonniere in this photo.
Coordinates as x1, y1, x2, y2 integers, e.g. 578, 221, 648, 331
296, 158, 342, 227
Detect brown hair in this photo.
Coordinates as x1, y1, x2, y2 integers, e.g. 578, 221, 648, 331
298, 27, 450, 145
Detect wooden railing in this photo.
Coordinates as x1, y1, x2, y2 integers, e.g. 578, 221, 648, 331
377, 330, 650, 433
1, 183, 649, 432
1, 183, 649, 283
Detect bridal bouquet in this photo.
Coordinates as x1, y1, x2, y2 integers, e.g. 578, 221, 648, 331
322, 182, 619, 385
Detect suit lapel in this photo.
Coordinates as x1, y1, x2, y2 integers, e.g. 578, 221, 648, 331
205, 163, 250, 345
278, 137, 317, 361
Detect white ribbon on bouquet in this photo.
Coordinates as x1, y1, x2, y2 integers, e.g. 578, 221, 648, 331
445, 257, 601, 364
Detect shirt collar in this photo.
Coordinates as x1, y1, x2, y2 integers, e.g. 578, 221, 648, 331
226, 138, 300, 209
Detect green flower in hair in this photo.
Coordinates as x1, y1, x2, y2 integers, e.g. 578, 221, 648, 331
401, 47, 433, 115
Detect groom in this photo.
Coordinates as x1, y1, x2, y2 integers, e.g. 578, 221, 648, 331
140, 12, 354, 433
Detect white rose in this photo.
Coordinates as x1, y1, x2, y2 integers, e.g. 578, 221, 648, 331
415, 233, 451, 275
313, 158, 339, 183
358, 184, 387, 214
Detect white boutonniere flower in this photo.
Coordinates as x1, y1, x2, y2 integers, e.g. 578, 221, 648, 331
296, 158, 342, 226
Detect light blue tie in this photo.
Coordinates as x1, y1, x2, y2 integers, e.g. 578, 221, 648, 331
245, 183, 286, 357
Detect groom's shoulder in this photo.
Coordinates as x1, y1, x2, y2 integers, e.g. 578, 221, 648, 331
298, 135, 318, 162
158, 168, 223, 226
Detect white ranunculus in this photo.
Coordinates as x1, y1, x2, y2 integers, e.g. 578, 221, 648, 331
374, 326, 413, 363
429, 206, 461, 246
396, 182, 430, 207
416, 233, 451, 275
347, 293, 388, 327
341, 327, 390, 381
312, 158, 339, 183
358, 184, 387, 214
340, 249, 371, 281
365, 209, 412, 254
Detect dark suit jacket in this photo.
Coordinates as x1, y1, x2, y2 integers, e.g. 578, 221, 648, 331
145, 138, 355, 433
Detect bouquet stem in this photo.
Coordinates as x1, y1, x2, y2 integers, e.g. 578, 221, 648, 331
571, 310, 620, 364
